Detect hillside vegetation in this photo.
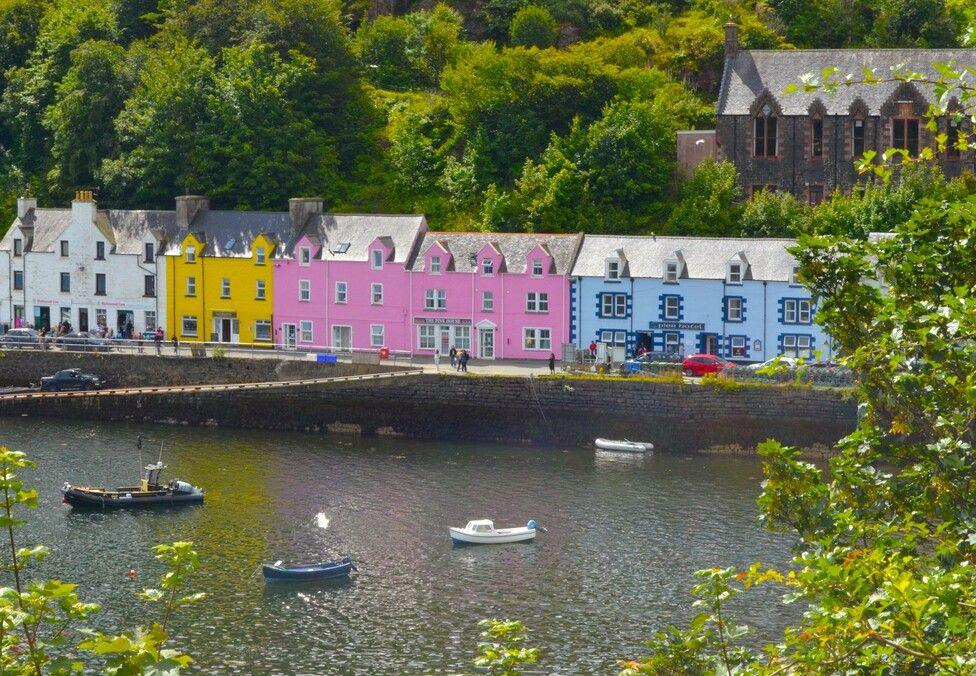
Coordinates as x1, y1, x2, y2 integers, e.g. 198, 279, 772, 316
0, 0, 972, 235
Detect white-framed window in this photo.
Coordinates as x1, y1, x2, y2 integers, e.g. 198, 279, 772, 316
185, 246, 196, 263
600, 330, 627, 346
144, 274, 155, 297
255, 320, 271, 341
601, 293, 627, 318
95, 273, 106, 296
370, 324, 385, 347
605, 259, 621, 280
526, 292, 549, 313
96, 308, 107, 328
299, 280, 311, 302
482, 291, 494, 312
256, 247, 266, 265
665, 261, 679, 283
664, 296, 680, 320
784, 299, 812, 324
145, 311, 156, 331
256, 279, 266, 299
13, 271, 23, 290
299, 320, 313, 343
532, 259, 544, 276
730, 335, 747, 357
523, 328, 551, 350
728, 262, 743, 284
482, 258, 493, 275
60, 240, 69, 257
60, 307, 70, 324
300, 247, 311, 266
424, 289, 446, 310
430, 255, 441, 273
455, 326, 470, 349
13, 238, 22, 257
144, 242, 154, 263
371, 249, 383, 269
418, 325, 436, 350
95, 241, 104, 260
186, 276, 196, 296
335, 281, 347, 304
790, 265, 801, 286
371, 283, 383, 305
664, 332, 680, 354
182, 316, 198, 336
783, 335, 812, 359
727, 297, 743, 322
221, 278, 230, 298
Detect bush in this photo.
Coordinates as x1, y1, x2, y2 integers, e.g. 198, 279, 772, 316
509, 5, 558, 48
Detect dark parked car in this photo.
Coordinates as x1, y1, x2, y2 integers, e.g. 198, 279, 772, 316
40, 369, 104, 392
0, 328, 41, 349
54, 332, 112, 352
681, 353, 732, 377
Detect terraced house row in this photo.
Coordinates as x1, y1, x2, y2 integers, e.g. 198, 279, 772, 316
0, 192, 832, 362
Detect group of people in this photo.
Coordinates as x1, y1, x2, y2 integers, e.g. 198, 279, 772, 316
448, 346, 470, 372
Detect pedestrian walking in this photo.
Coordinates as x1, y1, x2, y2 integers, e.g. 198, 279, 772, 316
460, 349, 469, 373
154, 327, 163, 355
449, 346, 457, 369
588, 340, 597, 361
433, 349, 440, 371
172, 336, 179, 355
548, 352, 556, 374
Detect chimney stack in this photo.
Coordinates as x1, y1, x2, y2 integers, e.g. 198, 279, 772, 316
176, 195, 209, 230
289, 197, 324, 235
16, 196, 37, 220
724, 21, 739, 59
72, 190, 96, 224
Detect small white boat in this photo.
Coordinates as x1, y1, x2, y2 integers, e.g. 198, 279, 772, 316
594, 438, 654, 453
449, 519, 539, 545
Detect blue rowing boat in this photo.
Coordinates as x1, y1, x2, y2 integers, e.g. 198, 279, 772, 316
262, 556, 356, 583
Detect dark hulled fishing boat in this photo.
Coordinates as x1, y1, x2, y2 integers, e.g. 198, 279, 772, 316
62, 457, 204, 509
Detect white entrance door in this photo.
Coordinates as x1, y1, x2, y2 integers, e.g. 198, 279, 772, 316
438, 326, 451, 355
479, 328, 495, 359
332, 325, 352, 350
282, 323, 296, 348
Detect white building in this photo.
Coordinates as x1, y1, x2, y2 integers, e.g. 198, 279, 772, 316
0, 192, 177, 336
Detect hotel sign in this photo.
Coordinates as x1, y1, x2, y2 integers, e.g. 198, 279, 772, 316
413, 317, 472, 326
647, 321, 705, 331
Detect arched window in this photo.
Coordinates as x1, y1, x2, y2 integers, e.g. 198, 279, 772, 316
754, 103, 777, 157
810, 117, 823, 158
852, 117, 865, 158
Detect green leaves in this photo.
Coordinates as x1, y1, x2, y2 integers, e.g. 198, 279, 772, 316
474, 619, 540, 674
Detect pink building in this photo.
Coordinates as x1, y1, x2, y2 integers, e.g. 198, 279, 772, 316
406, 233, 582, 360
273, 205, 427, 352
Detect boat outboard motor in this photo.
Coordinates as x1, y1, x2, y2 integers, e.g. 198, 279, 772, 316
527, 520, 537, 530
173, 480, 194, 494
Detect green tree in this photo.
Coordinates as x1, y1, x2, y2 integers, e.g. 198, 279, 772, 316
43, 40, 130, 198
738, 188, 807, 237
509, 5, 558, 48
665, 159, 740, 235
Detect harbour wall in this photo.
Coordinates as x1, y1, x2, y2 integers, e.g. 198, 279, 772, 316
0, 353, 858, 452
0, 351, 402, 388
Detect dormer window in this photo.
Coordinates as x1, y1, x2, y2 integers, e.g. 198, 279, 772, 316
256, 247, 266, 265
95, 241, 104, 260
13, 238, 22, 257
482, 258, 493, 275
532, 260, 543, 276
606, 259, 621, 280
371, 249, 383, 270
754, 103, 777, 157
300, 247, 311, 266
790, 265, 801, 286
664, 261, 679, 283
728, 262, 743, 284
430, 256, 441, 274
144, 242, 154, 263
185, 246, 196, 263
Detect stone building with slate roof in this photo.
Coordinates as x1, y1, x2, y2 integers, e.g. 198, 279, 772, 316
700, 23, 976, 202
0, 192, 177, 336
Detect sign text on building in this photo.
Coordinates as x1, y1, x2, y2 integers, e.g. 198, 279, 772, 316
647, 321, 705, 331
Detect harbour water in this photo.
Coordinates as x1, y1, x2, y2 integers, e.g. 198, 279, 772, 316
4, 418, 798, 673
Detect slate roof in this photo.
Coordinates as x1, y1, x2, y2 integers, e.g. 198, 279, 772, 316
105, 210, 178, 255
717, 48, 976, 116
291, 214, 427, 263
571, 235, 801, 282
0, 209, 72, 253
407, 232, 583, 275
189, 210, 292, 256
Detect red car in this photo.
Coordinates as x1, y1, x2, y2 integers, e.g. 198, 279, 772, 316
681, 353, 731, 377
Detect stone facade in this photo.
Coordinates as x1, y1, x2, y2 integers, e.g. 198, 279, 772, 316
707, 24, 976, 202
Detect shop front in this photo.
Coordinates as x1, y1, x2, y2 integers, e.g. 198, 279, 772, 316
415, 317, 472, 355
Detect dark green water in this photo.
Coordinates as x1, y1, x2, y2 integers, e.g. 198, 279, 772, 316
2, 417, 797, 674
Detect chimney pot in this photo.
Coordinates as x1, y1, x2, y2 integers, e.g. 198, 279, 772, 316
289, 197, 324, 236
175, 195, 210, 230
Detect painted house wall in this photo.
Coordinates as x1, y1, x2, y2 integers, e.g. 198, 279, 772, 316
0, 200, 165, 335
272, 237, 414, 352
166, 233, 276, 345
573, 275, 833, 362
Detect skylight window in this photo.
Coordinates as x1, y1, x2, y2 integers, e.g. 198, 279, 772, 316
331, 242, 351, 254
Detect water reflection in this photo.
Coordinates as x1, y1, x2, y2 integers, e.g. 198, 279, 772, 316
3, 417, 796, 673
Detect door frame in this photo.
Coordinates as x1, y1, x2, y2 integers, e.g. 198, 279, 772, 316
281, 323, 297, 348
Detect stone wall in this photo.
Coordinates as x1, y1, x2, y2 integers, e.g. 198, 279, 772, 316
0, 350, 402, 388
0, 372, 858, 453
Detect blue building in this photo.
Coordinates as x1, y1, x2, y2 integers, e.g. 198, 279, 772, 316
569, 235, 833, 363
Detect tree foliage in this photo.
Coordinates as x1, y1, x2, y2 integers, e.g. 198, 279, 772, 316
509, 5, 559, 48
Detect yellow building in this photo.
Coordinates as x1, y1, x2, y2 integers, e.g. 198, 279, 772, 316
166, 231, 278, 345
